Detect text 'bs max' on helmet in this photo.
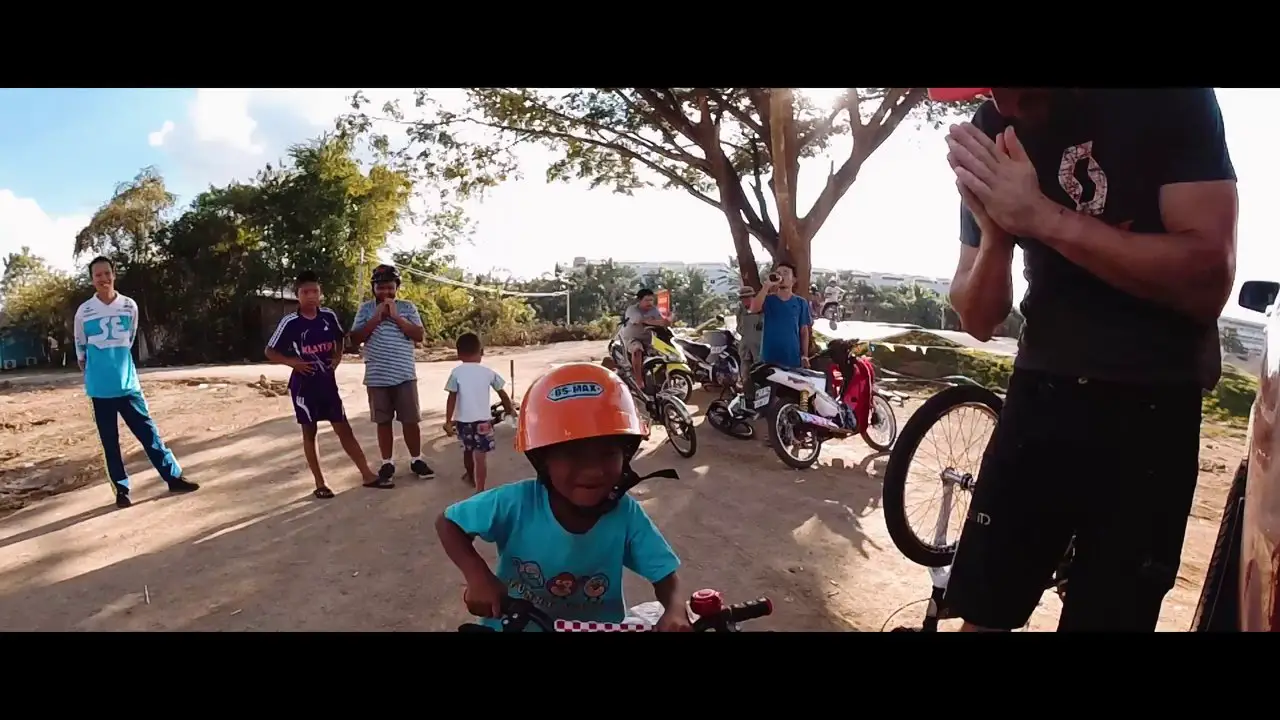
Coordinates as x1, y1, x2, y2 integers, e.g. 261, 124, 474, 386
516, 362, 645, 455
927, 88, 992, 103
371, 264, 401, 286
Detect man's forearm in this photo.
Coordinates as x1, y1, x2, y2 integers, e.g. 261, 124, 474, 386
800, 327, 810, 357
349, 316, 381, 343
951, 241, 1014, 342
750, 287, 769, 313
1034, 205, 1232, 322
394, 316, 425, 341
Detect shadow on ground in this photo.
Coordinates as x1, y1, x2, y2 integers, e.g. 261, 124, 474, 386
0, 386, 894, 631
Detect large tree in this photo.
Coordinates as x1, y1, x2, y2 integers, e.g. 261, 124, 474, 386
340, 88, 975, 296
74, 166, 176, 357
1, 246, 48, 298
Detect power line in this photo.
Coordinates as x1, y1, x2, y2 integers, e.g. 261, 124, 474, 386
392, 261, 569, 298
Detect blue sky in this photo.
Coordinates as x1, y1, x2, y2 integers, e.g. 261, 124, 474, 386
1, 88, 1275, 320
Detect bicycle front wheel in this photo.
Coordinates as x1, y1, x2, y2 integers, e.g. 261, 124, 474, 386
882, 384, 1001, 568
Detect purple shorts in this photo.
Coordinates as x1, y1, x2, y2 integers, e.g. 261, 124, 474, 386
456, 421, 496, 452
291, 378, 347, 425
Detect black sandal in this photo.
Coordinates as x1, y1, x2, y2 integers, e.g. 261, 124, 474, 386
314, 486, 335, 499
363, 477, 395, 489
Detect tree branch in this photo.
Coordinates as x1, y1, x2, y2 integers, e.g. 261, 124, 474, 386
799, 88, 925, 241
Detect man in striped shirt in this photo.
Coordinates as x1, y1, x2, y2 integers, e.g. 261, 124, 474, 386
350, 264, 435, 481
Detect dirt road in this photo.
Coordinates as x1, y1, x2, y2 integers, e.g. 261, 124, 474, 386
0, 341, 1246, 631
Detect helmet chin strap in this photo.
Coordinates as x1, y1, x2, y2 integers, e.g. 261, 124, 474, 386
536, 461, 680, 519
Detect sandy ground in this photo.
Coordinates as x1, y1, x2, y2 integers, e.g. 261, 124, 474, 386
0, 341, 1248, 631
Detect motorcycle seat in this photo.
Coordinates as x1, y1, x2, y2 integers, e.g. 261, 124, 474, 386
676, 339, 712, 359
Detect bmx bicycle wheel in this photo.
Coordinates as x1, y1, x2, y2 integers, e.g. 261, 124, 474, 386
661, 398, 698, 458
882, 384, 1001, 568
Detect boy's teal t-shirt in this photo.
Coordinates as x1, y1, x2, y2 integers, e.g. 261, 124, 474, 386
73, 293, 142, 399
445, 478, 680, 631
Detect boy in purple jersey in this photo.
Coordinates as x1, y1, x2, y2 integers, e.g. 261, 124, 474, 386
264, 271, 390, 499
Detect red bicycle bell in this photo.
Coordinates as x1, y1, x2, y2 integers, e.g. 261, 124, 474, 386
689, 588, 723, 618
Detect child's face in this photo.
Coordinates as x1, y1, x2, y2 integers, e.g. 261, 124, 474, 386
544, 437, 626, 508
297, 282, 321, 310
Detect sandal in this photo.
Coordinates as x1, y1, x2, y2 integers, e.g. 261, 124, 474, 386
314, 486, 335, 499
363, 477, 395, 490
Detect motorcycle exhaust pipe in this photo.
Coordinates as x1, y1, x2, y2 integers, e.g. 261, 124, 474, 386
794, 409, 856, 438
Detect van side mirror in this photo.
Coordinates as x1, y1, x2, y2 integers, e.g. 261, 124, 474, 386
1239, 280, 1280, 314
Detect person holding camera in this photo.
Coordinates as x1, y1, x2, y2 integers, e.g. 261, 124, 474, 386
749, 262, 812, 369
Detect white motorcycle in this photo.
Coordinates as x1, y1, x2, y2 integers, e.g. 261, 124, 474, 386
749, 340, 900, 469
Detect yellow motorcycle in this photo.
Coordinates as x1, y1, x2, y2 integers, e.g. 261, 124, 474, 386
607, 327, 695, 402
645, 327, 696, 402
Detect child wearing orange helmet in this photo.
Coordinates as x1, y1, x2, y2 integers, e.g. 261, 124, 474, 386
435, 362, 692, 631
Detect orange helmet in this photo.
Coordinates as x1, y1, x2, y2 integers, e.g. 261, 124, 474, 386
516, 362, 645, 454
928, 88, 992, 103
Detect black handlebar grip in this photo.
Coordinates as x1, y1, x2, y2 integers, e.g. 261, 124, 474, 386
723, 597, 773, 624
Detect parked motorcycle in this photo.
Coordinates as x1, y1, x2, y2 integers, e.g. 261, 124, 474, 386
672, 320, 741, 391
753, 339, 899, 469
606, 338, 699, 458
606, 328, 695, 402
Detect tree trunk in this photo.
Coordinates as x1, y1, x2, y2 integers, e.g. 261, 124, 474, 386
768, 89, 809, 299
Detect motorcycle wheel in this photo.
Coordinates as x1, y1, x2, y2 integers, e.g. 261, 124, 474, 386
663, 370, 695, 402
861, 394, 898, 451
767, 400, 822, 470
660, 398, 698, 458
707, 401, 755, 440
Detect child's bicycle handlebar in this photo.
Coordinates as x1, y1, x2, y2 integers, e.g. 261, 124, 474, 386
458, 589, 772, 632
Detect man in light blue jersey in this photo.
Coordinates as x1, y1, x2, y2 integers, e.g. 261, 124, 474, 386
74, 257, 199, 509
349, 264, 435, 482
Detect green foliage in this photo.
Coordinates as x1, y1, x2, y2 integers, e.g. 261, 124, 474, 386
1203, 365, 1258, 425
0, 268, 90, 344
1, 246, 49, 297
867, 339, 1258, 425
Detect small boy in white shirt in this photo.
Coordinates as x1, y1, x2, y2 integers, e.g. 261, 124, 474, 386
444, 332, 517, 492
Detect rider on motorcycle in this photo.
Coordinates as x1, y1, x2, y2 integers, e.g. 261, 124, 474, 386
435, 363, 692, 631
823, 278, 845, 308
621, 288, 672, 397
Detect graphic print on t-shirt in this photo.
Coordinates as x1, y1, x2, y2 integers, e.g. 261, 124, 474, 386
1058, 141, 1109, 216
1055, 141, 1134, 230
508, 557, 613, 612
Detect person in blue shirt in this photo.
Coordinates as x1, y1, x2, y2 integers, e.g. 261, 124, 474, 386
748, 262, 813, 368
73, 256, 199, 509
436, 362, 692, 631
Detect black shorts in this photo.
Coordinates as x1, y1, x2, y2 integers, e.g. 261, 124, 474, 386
945, 369, 1203, 631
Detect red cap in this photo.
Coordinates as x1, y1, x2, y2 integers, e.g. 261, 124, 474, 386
928, 88, 992, 102
689, 588, 723, 618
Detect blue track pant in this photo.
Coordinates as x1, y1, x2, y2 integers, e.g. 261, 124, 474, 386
91, 391, 182, 493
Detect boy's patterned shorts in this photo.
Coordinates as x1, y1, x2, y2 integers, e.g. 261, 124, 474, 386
456, 421, 496, 452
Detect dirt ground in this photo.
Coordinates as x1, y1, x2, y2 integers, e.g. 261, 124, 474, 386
0, 341, 1247, 631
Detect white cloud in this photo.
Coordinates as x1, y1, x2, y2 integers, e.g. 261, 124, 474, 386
147, 120, 175, 147
0, 190, 89, 273
188, 89, 264, 154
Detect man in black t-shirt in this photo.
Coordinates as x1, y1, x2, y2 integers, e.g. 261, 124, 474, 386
938, 88, 1238, 632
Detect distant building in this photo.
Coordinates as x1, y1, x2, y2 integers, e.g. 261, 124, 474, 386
569, 257, 738, 294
